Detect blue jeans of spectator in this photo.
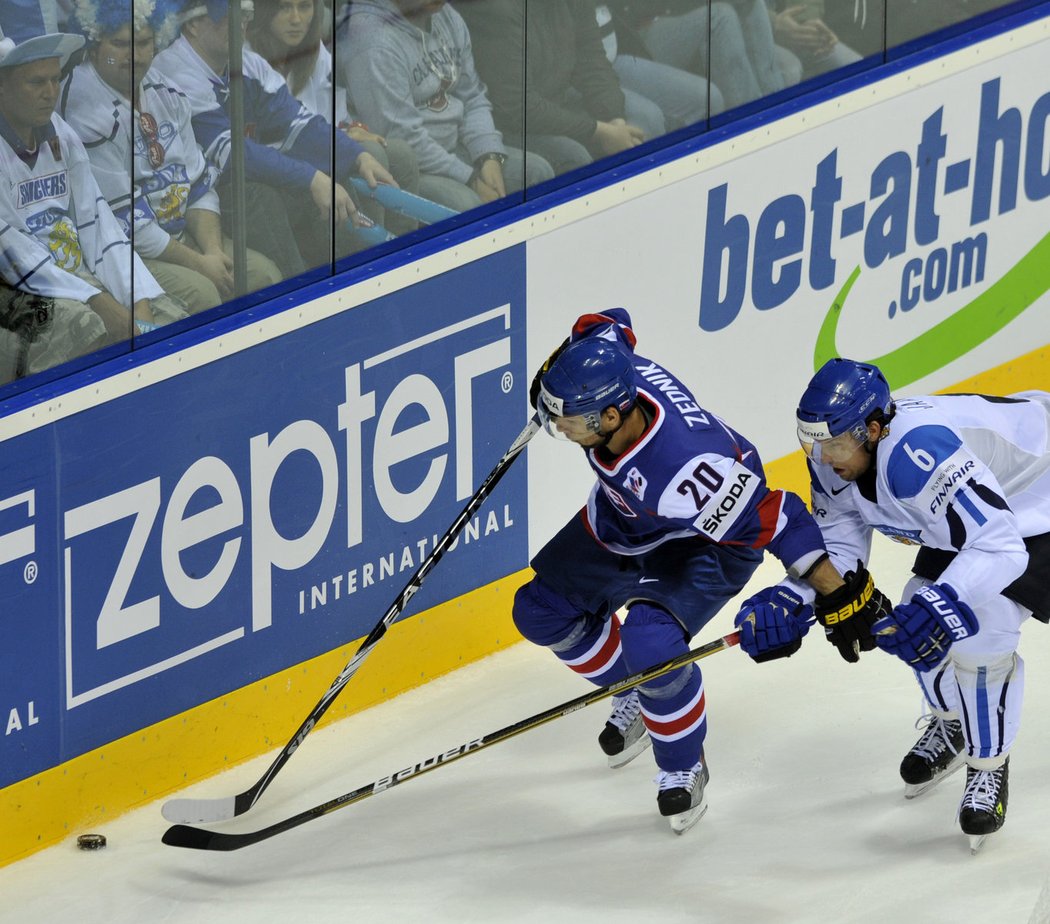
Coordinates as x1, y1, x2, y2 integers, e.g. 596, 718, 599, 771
417, 145, 554, 212
613, 54, 723, 128
642, 0, 792, 110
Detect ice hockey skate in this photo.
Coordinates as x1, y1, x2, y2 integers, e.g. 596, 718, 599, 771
900, 715, 965, 798
959, 758, 1009, 854
655, 758, 709, 835
598, 690, 652, 769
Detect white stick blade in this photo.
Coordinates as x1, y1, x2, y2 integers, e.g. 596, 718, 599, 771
161, 796, 238, 824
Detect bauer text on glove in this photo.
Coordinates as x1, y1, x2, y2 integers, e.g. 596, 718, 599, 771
872, 583, 979, 671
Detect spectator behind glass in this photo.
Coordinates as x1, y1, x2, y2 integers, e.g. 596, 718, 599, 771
768, 1, 862, 79
246, 0, 422, 236
0, 33, 185, 384
60, 0, 282, 312
455, 0, 651, 177
151, 0, 397, 280
340, 0, 554, 212
612, 0, 800, 111
593, 1, 723, 130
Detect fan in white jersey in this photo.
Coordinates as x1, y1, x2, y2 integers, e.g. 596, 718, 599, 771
740, 357, 1050, 852
59, 0, 282, 313
0, 31, 184, 383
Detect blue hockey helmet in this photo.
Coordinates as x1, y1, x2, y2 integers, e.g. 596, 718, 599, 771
796, 358, 892, 463
537, 337, 636, 439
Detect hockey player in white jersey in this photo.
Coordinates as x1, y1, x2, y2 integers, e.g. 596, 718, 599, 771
0, 31, 184, 382
516, 310, 887, 833
737, 358, 1050, 852
59, 0, 282, 312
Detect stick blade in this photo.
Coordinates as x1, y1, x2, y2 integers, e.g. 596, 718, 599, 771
162, 824, 249, 852
161, 795, 238, 824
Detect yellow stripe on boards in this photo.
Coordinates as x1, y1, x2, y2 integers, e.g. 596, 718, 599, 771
0, 568, 530, 867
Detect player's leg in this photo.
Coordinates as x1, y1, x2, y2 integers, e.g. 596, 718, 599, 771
512, 515, 642, 766
620, 601, 709, 830
899, 651, 965, 798
619, 539, 762, 831
949, 592, 1026, 846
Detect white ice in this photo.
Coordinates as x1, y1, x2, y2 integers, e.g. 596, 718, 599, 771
2, 540, 1050, 924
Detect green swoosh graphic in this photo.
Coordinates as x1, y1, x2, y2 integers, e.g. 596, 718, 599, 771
814, 229, 1050, 388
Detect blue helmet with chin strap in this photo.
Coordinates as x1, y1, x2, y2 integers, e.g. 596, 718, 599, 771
796, 358, 893, 447
538, 336, 636, 434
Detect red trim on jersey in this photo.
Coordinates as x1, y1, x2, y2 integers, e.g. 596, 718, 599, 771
568, 617, 623, 675
751, 489, 783, 549
643, 690, 707, 738
571, 313, 638, 349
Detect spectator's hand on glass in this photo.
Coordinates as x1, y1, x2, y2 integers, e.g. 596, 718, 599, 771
470, 159, 507, 203
356, 151, 398, 189
593, 119, 646, 156
774, 6, 830, 54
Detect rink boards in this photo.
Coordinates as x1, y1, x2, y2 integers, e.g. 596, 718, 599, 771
1, 7, 1049, 865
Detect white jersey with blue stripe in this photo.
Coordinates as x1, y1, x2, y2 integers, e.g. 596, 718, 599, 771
809, 392, 1050, 610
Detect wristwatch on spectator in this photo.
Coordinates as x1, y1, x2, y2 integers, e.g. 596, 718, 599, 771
471, 152, 506, 180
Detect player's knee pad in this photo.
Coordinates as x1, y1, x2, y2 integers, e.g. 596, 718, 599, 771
512, 577, 590, 648
621, 602, 691, 694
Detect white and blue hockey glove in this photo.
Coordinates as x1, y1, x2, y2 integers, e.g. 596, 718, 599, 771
734, 585, 815, 663
873, 583, 979, 672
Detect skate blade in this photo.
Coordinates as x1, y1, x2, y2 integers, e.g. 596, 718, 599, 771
607, 734, 652, 770
669, 795, 709, 836
969, 834, 988, 855
903, 753, 966, 799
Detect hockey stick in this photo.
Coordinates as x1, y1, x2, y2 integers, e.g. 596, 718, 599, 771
162, 631, 740, 851
161, 416, 541, 825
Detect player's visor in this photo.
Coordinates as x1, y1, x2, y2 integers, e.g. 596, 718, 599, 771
797, 420, 868, 464
537, 403, 601, 441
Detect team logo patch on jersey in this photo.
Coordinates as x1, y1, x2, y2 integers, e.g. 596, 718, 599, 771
873, 523, 922, 544
624, 467, 647, 500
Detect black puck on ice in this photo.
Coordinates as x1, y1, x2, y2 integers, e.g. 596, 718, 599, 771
77, 834, 107, 850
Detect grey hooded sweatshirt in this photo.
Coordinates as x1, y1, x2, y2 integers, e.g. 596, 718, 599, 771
341, 0, 506, 185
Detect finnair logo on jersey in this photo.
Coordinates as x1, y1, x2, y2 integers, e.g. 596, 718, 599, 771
699, 76, 1050, 332
17, 172, 67, 208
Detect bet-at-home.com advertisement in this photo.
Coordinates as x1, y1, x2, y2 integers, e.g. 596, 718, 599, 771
527, 34, 1049, 500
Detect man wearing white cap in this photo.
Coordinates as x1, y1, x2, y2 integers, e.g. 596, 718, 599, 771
0, 31, 184, 381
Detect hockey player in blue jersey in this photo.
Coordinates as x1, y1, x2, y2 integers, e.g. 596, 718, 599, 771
737, 357, 1050, 852
514, 310, 887, 833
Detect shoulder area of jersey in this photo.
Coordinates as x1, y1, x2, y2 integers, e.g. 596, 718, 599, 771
883, 421, 967, 500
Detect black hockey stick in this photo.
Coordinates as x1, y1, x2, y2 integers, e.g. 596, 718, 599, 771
161, 415, 541, 825
162, 630, 741, 850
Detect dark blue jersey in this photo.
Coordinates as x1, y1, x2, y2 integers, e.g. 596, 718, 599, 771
568, 310, 824, 574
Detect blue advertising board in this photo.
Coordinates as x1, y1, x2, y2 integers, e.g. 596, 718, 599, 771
0, 247, 529, 788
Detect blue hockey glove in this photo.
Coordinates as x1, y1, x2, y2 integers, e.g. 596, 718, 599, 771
734, 585, 815, 663
873, 583, 979, 672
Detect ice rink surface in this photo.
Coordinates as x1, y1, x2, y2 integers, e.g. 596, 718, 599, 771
3, 541, 1050, 924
